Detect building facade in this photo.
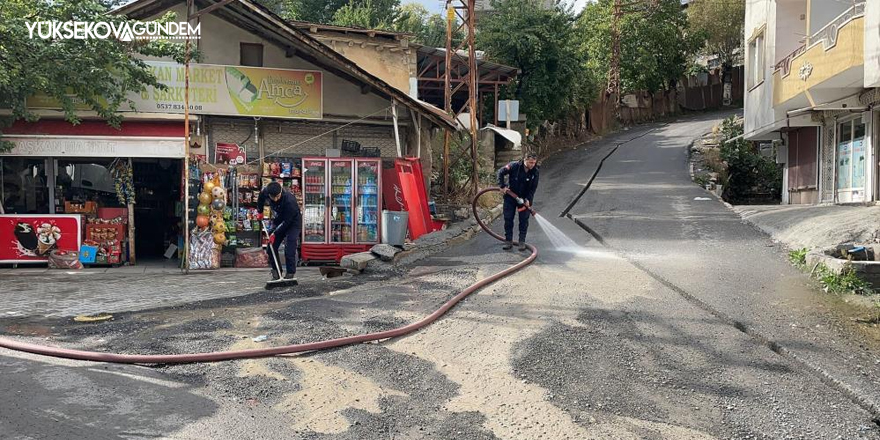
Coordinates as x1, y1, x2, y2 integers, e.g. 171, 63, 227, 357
0, 0, 454, 265
744, 0, 879, 205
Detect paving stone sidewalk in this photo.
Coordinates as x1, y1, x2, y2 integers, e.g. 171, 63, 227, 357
734, 204, 880, 251
0, 267, 323, 319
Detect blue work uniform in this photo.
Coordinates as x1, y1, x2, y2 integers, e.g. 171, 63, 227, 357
497, 160, 539, 242
257, 189, 301, 274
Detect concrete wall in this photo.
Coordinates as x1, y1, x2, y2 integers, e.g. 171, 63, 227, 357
866, 0, 880, 88
307, 32, 417, 97
809, 0, 852, 37
744, 0, 776, 139
775, 0, 807, 63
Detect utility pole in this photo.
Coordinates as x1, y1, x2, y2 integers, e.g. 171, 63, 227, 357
607, 0, 621, 115
442, 0, 479, 199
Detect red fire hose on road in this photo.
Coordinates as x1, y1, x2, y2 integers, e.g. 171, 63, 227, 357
0, 188, 536, 364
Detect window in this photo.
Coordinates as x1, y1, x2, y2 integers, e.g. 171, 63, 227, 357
837, 118, 868, 193
1, 158, 50, 214
748, 31, 765, 89
240, 43, 264, 67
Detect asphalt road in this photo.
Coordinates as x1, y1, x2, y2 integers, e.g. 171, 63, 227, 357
3, 112, 880, 439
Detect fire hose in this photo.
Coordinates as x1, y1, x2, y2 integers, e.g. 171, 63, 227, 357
0, 188, 537, 364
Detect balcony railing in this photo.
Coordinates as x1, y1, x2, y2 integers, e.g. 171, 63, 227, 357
773, 2, 865, 77
774, 44, 807, 77
810, 2, 865, 49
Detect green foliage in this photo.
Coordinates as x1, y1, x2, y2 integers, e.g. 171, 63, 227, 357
477, 0, 594, 127
393, 3, 461, 47
0, 0, 194, 151
814, 263, 873, 296
687, 0, 745, 69
718, 117, 781, 202
686, 62, 709, 77
788, 248, 808, 269
578, 0, 699, 94
265, 0, 349, 23
332, 0, 401, 30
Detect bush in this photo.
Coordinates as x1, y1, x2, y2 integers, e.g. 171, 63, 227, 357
718, 117, 782, 203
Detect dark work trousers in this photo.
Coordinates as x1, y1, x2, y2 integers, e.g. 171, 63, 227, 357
267, 229, 300, 274
503, 196, 530, 242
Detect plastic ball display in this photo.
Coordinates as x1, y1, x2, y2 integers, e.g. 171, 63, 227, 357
213, 232, 227, 244
211, 199, 226, 210
203, 180, 216, 193
211, 187, 226, 199
196, 215, 209, 228
198, 192, 212, 205
212, 222, 227, 234
197, 204, 210, 216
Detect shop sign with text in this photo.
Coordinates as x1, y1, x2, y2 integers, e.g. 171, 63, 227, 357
27, 61, 323, 120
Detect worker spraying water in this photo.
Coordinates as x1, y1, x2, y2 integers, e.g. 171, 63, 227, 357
497, 152, 540, 251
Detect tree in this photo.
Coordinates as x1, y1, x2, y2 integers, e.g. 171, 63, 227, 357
0, 0, 192, 150
394, 3, 429, 35
687, 0, 745, 71
579, 0, 698, 94
263, 0, 349, 23
394, 3, 462, 47
477, 0, 591, 126
332, 0, 401, 30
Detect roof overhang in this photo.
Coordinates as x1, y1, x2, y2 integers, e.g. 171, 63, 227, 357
113, 0, 457, 131
481, 124, 521, 149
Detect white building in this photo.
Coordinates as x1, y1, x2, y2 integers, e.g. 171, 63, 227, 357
744, 0, 879, 205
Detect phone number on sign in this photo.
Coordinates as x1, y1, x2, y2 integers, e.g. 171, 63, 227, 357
155, 103, 203, 111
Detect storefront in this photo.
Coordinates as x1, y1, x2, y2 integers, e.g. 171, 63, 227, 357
835, 113, 872, 203
0, 119, 186, 264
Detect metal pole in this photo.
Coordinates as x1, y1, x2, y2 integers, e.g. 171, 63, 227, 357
494, 84, 499, 126
392, 99, 402, 157
183, 0, 193, 274
128, 157, 136, 265
443, 3, 454, 200
467, 0, 479, 195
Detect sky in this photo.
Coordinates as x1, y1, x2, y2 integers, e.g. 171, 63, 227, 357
404, 0, 589, 15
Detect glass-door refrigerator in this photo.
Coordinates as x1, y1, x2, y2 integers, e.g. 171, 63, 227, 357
355, 159, 382, 244
302, 158, 327, 244
328, 159, 354, 244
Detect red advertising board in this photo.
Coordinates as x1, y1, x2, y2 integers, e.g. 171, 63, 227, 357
381, 164, 405, 212
215, 142, 246, 165
0, 215, 82, 263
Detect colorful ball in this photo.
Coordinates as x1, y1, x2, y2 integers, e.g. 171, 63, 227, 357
203, 181, 216, 193
213, 232, 227, 245
211, 199, 226, 210
211, 186, 226, 199
197, 204, 210, 216
196, 215, 209, 228
198, 192, 212, 205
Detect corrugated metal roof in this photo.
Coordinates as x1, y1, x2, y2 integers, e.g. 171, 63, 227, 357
415, 45, 519, 77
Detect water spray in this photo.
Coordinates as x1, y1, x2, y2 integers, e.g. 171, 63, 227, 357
0, 188, 536, 365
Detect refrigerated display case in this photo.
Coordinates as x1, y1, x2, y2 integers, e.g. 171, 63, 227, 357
300, 158, 382, 263
355, 160, 380, 244
302, 159, 327, 244
329, 159, 353, 244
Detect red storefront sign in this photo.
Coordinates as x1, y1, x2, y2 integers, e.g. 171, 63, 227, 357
0, 215, 82, 263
